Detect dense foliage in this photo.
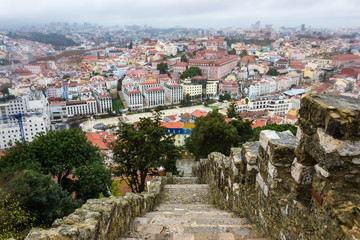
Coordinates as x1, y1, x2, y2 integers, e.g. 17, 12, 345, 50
7, 32, 77, 49
180, 66, 202, 79
112, 111, 180, 193
219, 93, 232, 102
0, 128, 111, 227
181, 54, 187, 62
266, 68, 280, 76
0, 189, 33, 239
157, 62, 168, 74
185, 110, 253, 159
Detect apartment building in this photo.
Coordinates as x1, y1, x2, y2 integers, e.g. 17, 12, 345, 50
123, 88, 143, 110
163, 83, 183, 103
0, 92, 50, 149
144, 87, 165, 107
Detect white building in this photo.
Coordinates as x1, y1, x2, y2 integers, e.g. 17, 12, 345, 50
92, 89, 113, 114
181, 80, 202, 99
139, 81, 160, 95
267, 98, 290, 116
164, 44, 177, 56
66, 99, 97, 117
0, 92, 51, 149
206, 82, 218, 97
248, 79, 279, 97
123, 89, 143, 110
144, 87, 165, 107
163, 83, 183, 103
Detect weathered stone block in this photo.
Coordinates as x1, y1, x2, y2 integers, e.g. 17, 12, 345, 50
291, 158, 315, 185
300, 94, 360, 140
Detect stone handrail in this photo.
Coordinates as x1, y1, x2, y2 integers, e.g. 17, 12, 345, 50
26, 177, 166, 240
196, 94, 360, 240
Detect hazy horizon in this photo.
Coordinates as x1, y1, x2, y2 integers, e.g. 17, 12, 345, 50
1, 0, 360, 30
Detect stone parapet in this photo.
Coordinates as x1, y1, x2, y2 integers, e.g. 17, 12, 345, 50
196, 94, 360, 240
25, 177, 167, 240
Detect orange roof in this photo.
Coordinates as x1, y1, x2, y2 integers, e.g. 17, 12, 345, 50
251, 119, 266, 128
86, 132, 117, 150
161, 121, 184, 129
191, 110, 208, 118
127, 89, 140, 94
147, 87, 164, 92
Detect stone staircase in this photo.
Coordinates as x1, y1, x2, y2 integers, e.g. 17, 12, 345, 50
121, 177, 267, 240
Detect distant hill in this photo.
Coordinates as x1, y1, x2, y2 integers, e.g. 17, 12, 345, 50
7, 32, 77, 49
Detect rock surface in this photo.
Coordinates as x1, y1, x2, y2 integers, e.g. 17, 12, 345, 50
124, 177, 267, 240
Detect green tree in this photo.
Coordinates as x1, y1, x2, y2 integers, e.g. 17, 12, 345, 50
0, 189, 33, 239
240, 50, 248, 59
181, 54, 187, 62
157, 62, 168, 74
5, 170, 79, 226
2, 86, 10, 95
228, 48, 236, 55
266, 68, 280, 76
219, 93, 231, 102
228, 119, 254, 145
180, 66, 202, 79
0, 129, 111, 201
62, 74, 70, 79
128, 41, 133, 49
227, 101, 237, 118
112, 111, 180, 193
185, 110, 238, 159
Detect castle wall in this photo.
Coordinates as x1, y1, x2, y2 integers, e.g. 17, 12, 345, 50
196, 94, 360, 240
26, 177, 166, 240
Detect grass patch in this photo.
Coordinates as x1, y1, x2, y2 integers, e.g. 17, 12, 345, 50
112, 98, 124, 111
209, 106, 220, 110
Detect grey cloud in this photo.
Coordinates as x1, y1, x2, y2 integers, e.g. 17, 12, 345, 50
0, 0, 359, 28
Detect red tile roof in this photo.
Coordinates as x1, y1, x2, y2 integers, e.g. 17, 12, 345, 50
86, 132, 117, 150
127, 89, 140, 94
191, 110, 208, 118
161, 121, 184, 129
147, 87, 164, 92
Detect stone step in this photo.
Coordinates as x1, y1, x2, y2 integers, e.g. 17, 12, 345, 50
121, 235, 269, 240
127, 225, 264, 239
130, 216, 251, 229
162, 184, 211, 204
173, 177, 199, 184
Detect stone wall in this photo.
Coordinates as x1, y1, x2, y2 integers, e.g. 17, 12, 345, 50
25, 177, 167, 240
196, 94, 360, 240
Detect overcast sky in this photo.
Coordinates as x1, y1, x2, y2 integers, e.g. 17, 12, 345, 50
1, 0, 359, 29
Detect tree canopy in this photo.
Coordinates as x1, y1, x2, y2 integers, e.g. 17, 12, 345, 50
240, 50, 248, 59
266, 68, 280, 76
0, 188, 33, 239
180, 66, 202, 79
181, 54, 187, 62
228, 48, 236, 55
186, 110, 253, 159
227, 101, 237, 119
7, 32, 77, 50
112, 111, 180, 193
0, 128, 111, 226
157, 62, 168, 74
219, 93, 232, 102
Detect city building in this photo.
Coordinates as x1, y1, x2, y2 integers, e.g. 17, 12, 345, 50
144, 87, 165, 107
0, 92, 50, 149
163, 82, 183, 103
123, 88, 143, 110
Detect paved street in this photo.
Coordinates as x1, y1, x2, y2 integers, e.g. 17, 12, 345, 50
82, 105, 212, 132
